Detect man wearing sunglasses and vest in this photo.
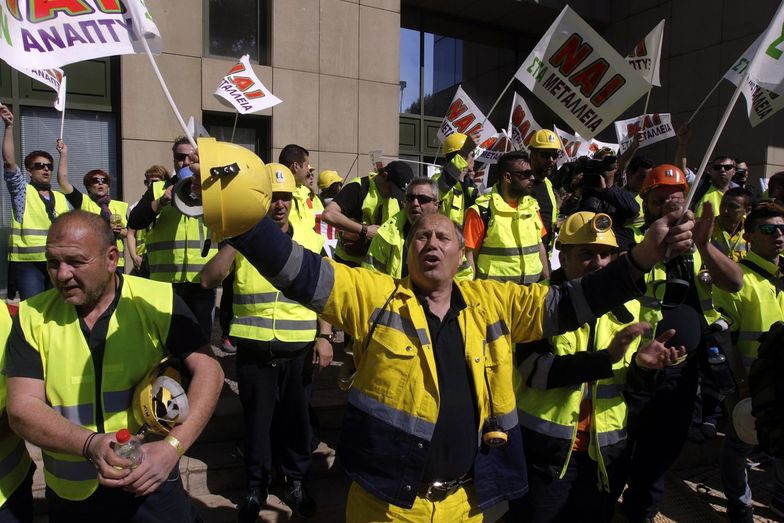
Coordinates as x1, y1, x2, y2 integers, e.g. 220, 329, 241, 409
693, 155, 739, 218
364, 177, 472, 281
2, 105, 70, 300
713, 204, 784, 522
616, 164, 744, 523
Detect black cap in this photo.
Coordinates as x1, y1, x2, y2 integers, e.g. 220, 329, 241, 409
383, 161, 414, 201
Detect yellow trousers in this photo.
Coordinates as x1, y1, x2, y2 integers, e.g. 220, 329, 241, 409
345, 481, 485, 522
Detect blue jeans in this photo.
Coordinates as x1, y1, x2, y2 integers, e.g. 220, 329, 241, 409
12, 262, 50, 300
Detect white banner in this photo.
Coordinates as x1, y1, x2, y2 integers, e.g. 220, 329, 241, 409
747, 1, 784, 96
19, 67, 66, 111
0, 0, 161, 70
554, 125, 618, 163
626, 19, 665, 87
214, 55, 282, 114
614, 113, 675, 153
514, 6, 648, 139
437, 86, 496, 144
474, 130, 511, 164
725, 35, 784, 127
507, 93, 542, 151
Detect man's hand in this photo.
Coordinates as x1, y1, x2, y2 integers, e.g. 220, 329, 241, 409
56, 139, 67, 156
676, 123, 691, 145
365, 224, 380, 240
607, 322, 650, 363
118, 439, 181, 496
0, 105, 13, 127
313, 338, 333, 369
86, 432, 135, 486
633, 209, 695, 269
693, 201, 715, 250
131, 253, 143, 271
635, 328, 687, 369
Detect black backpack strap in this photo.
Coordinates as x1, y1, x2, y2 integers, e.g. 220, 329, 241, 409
740, 259, 784, 295
478, 203, 492, 236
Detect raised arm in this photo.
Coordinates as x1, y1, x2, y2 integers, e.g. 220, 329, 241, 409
1, 105, 16, 172
55, 139, 74, 194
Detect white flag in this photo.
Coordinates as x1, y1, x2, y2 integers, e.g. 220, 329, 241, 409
725, 35, 784, 126
554, 125, 618, 163
514, 6, 649, 139
0, 0, 161, 70
215, 55, 282, 114
507, 93, 542, 151
747, 1, 784, 96
626, 20, 665, 86
474, 130, 511, 165
614, 113, 675, 153
19, 68, 66, 111
437, 86, 496, 144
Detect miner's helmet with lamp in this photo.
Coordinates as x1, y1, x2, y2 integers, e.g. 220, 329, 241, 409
555, 211, 618, 250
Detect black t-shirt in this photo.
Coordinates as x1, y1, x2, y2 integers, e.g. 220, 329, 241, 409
4, 275, 207, 432
332, 180, 370, 223
533, 181, 554, 250
419, 286, 478, 483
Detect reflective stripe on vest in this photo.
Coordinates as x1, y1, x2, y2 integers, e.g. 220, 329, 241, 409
145, 181, 216, 283
17, 276, 172, 500
230, 225, 324, 343
473, 188, 543, 284
9, 185, 70, 262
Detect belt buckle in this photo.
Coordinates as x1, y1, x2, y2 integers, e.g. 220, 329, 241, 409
424, 481, 450, 502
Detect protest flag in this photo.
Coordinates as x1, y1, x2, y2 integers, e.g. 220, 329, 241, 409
614, 113, 675, 153
626, 20, 665, 87
746, 1, 784, 96
215, 55, 282, 114
514, 6, 649, 139
17, 67, 67, 137
437, 86, 497, 144
507, 93, 543, 151
724, 35, 784, 127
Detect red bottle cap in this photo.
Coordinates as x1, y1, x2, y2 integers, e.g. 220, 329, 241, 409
116, 429, 131, 444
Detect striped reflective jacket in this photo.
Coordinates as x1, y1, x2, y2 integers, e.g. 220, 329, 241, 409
9, 185, 70, 262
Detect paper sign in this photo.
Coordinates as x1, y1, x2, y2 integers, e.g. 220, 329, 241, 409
614, 113, 675, 153
725, 35, 784, 127
214, 55, 282, 114
474, 130, 511, 165
437, 86, 496, 144
515, 6, 649, 139
626, 19, 665, 86
507, 93, 543, 151
0, 0, 161, 69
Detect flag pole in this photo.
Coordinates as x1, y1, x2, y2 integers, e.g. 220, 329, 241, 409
686, 76, 723, 125
138, 33, 196, 149
482, 74, 516, 125
59, 109, 65, 140
230, 112, 239, 143
642, 87, 653, 116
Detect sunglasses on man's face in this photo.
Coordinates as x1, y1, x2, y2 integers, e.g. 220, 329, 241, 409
712, 163, 734, 171
756, 223, 784, 236
174, 152, 189, 162
406, 194, 436, 204
88, 177, 109, 185
535, 151, 559, 160
31, 162, 53, 171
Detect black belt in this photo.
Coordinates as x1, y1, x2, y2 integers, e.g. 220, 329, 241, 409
418, 474, 473, 502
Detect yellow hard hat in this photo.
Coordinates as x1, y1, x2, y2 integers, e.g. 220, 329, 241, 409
266, 163, 296, 193
555, 212, 618, 249
442, 133, 468, 155
132, 358, 190, 437
318, 170, 342, 190
529, 129, 562, 150
198, 137, 272, 241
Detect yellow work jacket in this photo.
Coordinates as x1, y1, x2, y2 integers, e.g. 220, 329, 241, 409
17, 276, 172, 500
362, 210, 474, 281
231, 225, 324, 344
695, 185, 724, 218
292, 185, 317, 231
145, 181, 217, 283
9, 185, 70, 262
713, 251, 784, 371
78, 197, 129, 268
517, 293, 641, 492
335, 175, 400, 264
0, 305, 32, 507
470, 187, 544, 284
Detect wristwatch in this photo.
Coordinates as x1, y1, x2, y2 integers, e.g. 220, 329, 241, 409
317, 333, 334, 343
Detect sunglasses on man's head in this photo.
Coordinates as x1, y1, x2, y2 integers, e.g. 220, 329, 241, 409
31, 162, 53, 171
712, 163, 734, 171
406, 194, 436, 204
756, 223, 784, 235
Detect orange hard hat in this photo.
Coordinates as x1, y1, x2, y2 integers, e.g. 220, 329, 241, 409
640, 164, 688, 196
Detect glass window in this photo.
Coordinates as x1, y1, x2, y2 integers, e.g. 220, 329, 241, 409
399, 28, 421, 115
207, 0, 269, 64
202, 112, 271, 161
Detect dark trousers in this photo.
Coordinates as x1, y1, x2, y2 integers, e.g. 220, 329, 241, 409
0, 465, 34, 523
236, 342, 313, 491
621, 357, 699, 522
172, 282, 215, 341
12, 262, 51, 300
509, 452, 621, 523
45, 466, 197, 523
218, 271, 235, 338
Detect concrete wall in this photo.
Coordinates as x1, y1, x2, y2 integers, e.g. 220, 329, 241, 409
601, 0, 783, 185
120, 0, 401, 205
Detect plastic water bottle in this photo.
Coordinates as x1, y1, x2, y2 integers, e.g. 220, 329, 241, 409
114, 429, 144, 469
707, 346, 736, 395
